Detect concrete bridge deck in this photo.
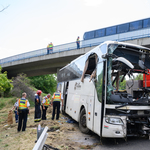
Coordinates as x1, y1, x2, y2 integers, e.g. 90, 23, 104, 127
1, 37, 150, 78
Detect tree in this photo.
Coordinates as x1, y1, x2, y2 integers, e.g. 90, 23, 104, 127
29, 74, 57, 94
135, 74, 143, 80
0, 66, 13, 97
119, 79, 126, 90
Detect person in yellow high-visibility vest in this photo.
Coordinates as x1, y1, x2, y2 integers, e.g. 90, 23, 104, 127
76, 36, 80, 49
47, 42, 53, 54
17, 92, 30, 132
41, 94, 51, 120
51, 90, 63, 120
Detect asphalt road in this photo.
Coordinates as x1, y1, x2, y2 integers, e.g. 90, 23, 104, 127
93, 136, 150, 150
69, 122, 150, 150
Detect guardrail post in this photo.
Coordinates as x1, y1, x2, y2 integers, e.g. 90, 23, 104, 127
32, 126, 48, 150
37, 124, 44, 141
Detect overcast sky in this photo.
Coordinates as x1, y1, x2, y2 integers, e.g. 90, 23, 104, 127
0, 0, 150, 59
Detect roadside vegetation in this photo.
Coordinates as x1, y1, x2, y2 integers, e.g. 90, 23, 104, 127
118, 74, 143, 90
29, 73, 57, 94
0, 66, 13, 97
0, 66, 101, 149
0, 65, 57, 134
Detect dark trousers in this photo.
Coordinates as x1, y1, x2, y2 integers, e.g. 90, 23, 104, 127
77, 43, 80, 49
34, 104, 41, 122
41, 106, 48, 120
14, 110, 18, 122
47, 48, 53, 54
18, 109, 28, 131
52, 101, 60, 120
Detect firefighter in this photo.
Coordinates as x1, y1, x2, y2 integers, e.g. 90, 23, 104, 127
41, 94, 51, 120
17, 92, 30, 132
34, 90, 42, 122
51, 90, 63, 120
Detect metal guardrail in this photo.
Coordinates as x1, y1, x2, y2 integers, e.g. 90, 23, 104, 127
0, 28, 150, 65
32, 126, 48, 150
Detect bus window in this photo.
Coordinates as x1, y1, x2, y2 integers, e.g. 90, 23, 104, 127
81, 53, 98, 82
57, 82, 62, 92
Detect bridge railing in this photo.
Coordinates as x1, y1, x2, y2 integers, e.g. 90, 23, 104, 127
0, 28, 150, 65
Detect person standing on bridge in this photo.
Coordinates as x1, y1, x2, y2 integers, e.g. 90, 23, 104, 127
17, 92, 30, 132
47, 42, 53, 54
76, 36, 80, 49
34, 90, 42, 122
41, 94, 51, 120
51, 90, 63, 120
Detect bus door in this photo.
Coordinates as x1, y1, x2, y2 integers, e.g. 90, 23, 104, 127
57, 82, 65, 112
63, 82, 69, 113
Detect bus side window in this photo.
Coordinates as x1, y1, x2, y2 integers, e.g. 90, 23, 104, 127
81, 54, 98, 82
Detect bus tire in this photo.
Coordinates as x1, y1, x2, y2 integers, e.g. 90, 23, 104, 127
79, 108, 90, 134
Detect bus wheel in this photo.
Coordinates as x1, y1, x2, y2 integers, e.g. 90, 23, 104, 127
79, 108, 90, 134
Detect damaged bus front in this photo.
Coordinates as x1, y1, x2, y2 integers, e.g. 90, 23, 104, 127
103, 41, 150, 138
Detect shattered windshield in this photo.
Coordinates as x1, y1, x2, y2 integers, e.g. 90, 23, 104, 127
106, 44, 150, 106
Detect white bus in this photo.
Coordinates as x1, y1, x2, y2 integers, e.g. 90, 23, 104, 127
57, 41, 150, 138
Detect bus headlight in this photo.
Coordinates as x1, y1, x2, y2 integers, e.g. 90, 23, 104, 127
105, 117, 124, 125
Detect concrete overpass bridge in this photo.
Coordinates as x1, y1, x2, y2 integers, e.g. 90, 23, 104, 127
1, 46, 92, 78
1, 20, 150, 78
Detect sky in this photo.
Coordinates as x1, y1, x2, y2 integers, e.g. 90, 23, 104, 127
0, 0, 150, 59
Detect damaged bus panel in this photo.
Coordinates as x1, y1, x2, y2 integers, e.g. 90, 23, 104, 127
57, 41, 150, 138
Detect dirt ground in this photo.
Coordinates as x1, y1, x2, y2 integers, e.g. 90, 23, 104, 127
0, 106, 101, 150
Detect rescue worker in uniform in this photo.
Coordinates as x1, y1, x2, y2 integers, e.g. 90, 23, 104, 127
34, 90, 42, 122
76, 36, 80, 49
17, 92, 30, 132
41, 94, 51, 120
51, 90, 63, 120
47, 42, 53, 54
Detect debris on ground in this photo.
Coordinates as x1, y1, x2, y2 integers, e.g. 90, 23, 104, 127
0, 106, 100, 150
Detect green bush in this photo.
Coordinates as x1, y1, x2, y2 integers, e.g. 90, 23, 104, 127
0, 66, 13, 97
29, 74, 57, 94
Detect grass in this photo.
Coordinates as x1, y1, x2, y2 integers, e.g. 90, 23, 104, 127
4, 144, 9, 147
0, 113, 8, 123
0, 96, 35, 108
28, 99, 34, 107
0, 101, 5, 110
0, 97, 35, 124
0, 97, 16, 110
